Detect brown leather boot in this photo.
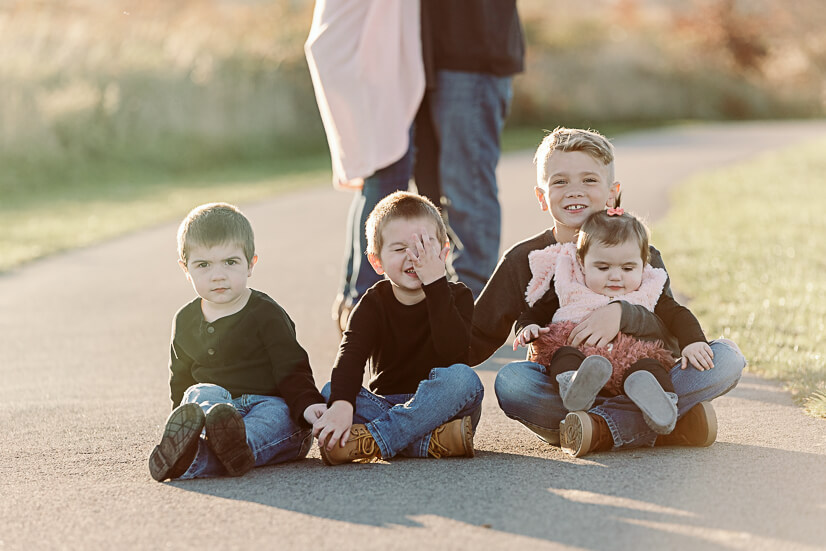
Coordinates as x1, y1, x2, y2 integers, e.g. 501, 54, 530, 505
319, 424, 382, 465
655, 401, 717, 447
428, 416, 475, 458
560, 411, 614, 457
148, 402, 205, 481
204, 403, 256, 477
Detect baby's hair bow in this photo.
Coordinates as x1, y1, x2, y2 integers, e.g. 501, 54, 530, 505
607, 207, 624, 216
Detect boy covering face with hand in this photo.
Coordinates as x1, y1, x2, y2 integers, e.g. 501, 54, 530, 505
314, 191, 483, 465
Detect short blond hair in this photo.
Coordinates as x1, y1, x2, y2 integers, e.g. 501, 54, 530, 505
177, 203, 255, 265
534, 127, 615, 190
365, 191, 447, 257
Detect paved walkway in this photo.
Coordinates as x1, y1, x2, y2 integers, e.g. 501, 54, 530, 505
2, 121, 826, 550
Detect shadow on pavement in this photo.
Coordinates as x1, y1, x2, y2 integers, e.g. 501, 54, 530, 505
168, 441, 825, 550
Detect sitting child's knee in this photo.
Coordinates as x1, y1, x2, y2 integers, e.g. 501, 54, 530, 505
182, 382, 230, 403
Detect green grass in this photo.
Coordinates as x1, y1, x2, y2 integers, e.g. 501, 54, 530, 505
3, 124, 599, 273
654, 138, 826, 418
1, 154, 330, 272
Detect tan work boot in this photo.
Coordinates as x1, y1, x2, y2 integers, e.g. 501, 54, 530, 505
560, 411, 614, 457
428, 416, 475, 458
319, 424, 382, 465
655, 401, 717, 447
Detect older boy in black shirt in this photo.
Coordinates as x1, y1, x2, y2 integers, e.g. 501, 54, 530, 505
149, 203, 326, 481
314, 192, 483, 465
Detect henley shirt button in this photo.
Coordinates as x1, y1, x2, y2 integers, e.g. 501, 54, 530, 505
207, 326, 215, 334
207, 348, 215, 355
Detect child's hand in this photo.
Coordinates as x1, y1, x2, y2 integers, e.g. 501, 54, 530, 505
303, 403, 327, 425
569, 303, 621, 348
406, 229, 448, 286
513, 324, 550, 350
680, 341, 714, 371
312, 400, 354, 451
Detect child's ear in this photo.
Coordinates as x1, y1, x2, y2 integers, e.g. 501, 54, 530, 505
178, 260, 193, 281
247, 254, 258, 276
534, 186, 549, 211
367, 253, 385, 275
607, 181, 621, 207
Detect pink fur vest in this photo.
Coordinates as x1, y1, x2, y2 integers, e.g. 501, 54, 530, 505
524, 243, 675, 395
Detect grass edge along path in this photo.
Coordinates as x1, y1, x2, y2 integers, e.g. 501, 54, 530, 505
0, 157, 330, 273
2, 123, 658, 274
654, 137, 826, 418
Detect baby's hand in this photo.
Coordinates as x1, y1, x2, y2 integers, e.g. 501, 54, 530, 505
680, 341, 714, 371
303, 403, 327, 425
513, 324, 550, 350
313, 400, 354, 451
406, 230, 448, 286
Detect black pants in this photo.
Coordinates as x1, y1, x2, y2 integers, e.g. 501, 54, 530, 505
549, 346, 674, 393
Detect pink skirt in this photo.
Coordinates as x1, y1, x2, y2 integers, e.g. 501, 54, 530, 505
527, 321, 676, 396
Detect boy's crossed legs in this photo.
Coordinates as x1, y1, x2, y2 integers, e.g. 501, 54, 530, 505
320, 364, 484, 463
494, 339, 746, 454
151, 383, 313, 481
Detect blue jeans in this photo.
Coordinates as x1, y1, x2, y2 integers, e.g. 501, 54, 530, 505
340, 134, 414, 304
340, 71, 513, 303
430, 70, 513, 297
494, 339, 746, 448
178, 383, 313, 479
321, 364, 484, 458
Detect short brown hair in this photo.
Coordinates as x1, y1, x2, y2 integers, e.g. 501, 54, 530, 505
576, 210, 650, 265
177, 202, 255, 265
365, 191, 447, 257
534, 127, 615, 190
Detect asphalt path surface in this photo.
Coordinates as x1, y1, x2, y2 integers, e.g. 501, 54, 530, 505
3, 121, 826, 550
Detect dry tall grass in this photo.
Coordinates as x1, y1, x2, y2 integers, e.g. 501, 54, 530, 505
1, 0, 824, 193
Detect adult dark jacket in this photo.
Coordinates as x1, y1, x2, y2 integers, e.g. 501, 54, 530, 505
421, 0, 525, 82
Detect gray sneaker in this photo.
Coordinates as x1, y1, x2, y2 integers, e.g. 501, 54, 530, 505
558, 355, 613, 411
624, 370, 678, 434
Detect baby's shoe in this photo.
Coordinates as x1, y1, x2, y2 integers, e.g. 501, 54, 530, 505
428, 416, 475, 458
204, 403, 256, 476
624, 370, 678, 434
558, 355, 612, 411
319, 424, 382, 465
148, 402, 205, 482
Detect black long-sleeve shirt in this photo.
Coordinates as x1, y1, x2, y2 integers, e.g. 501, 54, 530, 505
328, 277, 473, 407
168, 289, 324, 426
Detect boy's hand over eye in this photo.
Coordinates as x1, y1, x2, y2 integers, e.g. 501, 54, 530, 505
406, 230, 448, 286
513, 324, 550, 350
313, 400, 354, 451
568, 303, 621, 348
303, 403, 327, 425
680, 341, 714, 371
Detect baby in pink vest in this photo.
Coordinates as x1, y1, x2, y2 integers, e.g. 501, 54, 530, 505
513, 208, 713, 435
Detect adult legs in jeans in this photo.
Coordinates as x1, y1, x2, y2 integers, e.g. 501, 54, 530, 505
430, 70, 513, 298
178, 383, 312, 479
339, 136, 415, 307
495, 339, 746, 449
321, 364, 484, 459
